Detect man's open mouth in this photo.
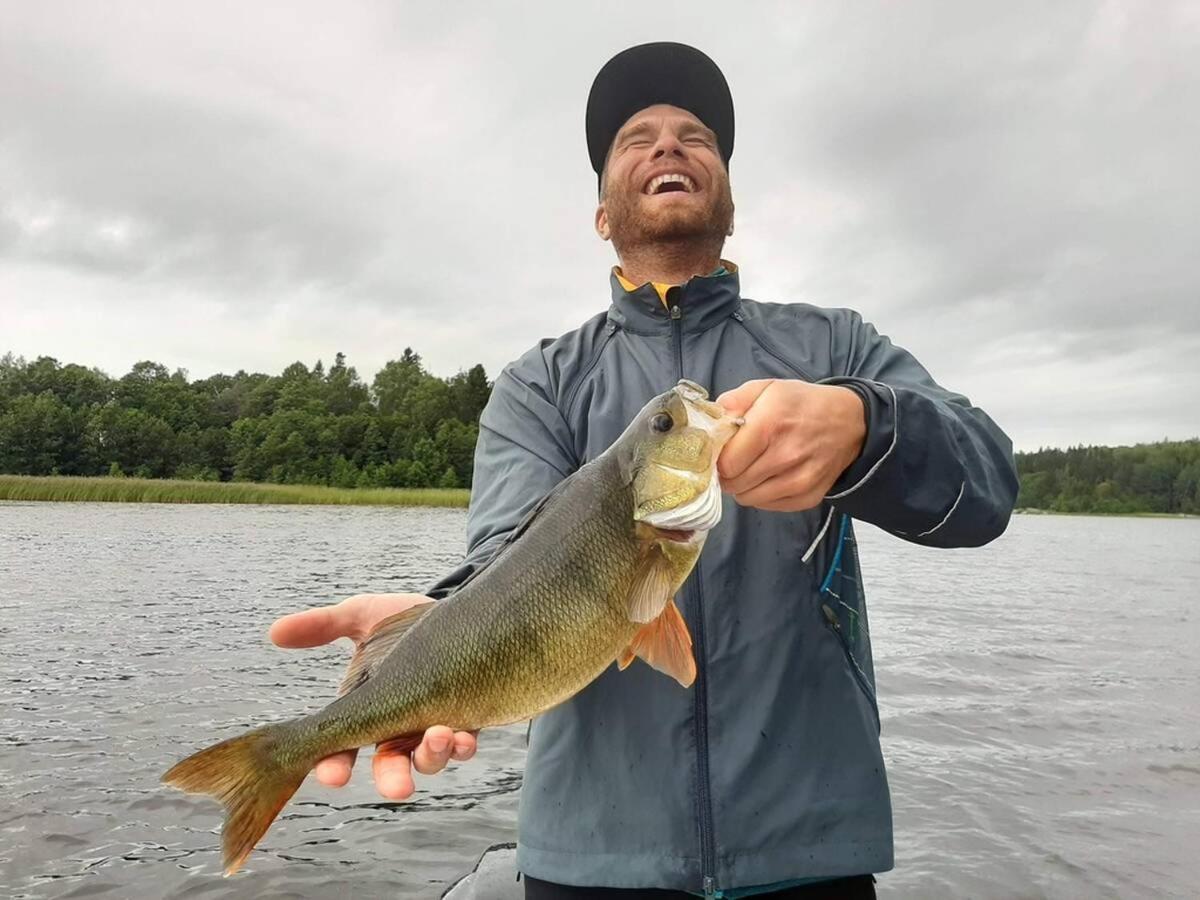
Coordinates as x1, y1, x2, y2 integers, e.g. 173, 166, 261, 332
644, 173, 698, 195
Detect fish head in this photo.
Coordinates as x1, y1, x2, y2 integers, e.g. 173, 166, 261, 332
620, 379, 742, 537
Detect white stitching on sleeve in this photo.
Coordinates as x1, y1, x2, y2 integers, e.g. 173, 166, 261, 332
801, 506, 835, 563
918, 480, 966, 538
826, 381, 899, 500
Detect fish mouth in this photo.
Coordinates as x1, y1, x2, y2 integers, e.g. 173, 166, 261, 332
639, 383, 740, 535
631, 381, 742, 535
674, 380, 744, 447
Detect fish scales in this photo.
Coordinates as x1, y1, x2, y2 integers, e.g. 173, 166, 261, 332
162, 379, 741, 875
294, 456, 640, 753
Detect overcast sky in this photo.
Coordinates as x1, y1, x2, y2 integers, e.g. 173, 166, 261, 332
1, 1, 1197, 451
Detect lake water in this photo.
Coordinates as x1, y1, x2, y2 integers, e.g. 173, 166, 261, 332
1, 503, 1197, 899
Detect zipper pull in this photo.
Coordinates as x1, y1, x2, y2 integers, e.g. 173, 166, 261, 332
821, 603, 841, 630
670, 304, 682, 320
703, 875, 720, 899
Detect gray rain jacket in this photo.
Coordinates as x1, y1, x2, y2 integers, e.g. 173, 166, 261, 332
428, 269, 1017, 896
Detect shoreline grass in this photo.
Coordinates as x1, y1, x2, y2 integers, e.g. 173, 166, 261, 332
1013, 507, 1198, 519
0, 475, 469, 508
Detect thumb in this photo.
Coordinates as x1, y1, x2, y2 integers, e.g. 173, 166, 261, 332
270, 603, 355, 649
716, 379, 775, 417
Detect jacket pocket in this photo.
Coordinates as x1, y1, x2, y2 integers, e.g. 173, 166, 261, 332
820, 601, 880, 731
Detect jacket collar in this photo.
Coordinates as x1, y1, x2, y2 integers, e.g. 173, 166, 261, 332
606, 265, 742, 335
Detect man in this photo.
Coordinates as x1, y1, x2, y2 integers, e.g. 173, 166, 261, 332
271, 43, 1017, 899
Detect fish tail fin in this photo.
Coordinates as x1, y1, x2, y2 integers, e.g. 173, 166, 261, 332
162, 724, 307, 876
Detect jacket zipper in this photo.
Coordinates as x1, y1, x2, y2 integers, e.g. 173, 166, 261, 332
671, 297, 719, 900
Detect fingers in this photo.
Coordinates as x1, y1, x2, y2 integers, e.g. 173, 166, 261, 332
730, 465, 825, 511
716, 381, 779, 483
412, 725, 455, 775
718, 416, 774, 484
370, 727, 479, 800
715, 378, 774, 416
451, 731, 479, 762
721, 444, 792, 496
373, 741, 415, 800
314, 749, 358, 787
412, 726, 478, 771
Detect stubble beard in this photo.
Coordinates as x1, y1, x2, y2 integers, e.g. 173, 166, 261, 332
605, 173, 735, 259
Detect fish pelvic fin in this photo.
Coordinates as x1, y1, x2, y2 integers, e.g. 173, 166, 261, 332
622, 599, 696, 688
162, 725, 306, 876
338, 601, 436, 697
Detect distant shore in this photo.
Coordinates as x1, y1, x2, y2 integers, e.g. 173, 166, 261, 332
4, 477, 1195, 518
0, 475, 470, 508
1013, 507, 1198, 519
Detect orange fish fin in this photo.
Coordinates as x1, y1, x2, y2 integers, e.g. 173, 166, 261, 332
375, 732, 424, 757
338, 602, 436, 697
162, 725, 307, 876
616, 646, 636, 670
625, 599, 696, 688
626, 544, 673, 624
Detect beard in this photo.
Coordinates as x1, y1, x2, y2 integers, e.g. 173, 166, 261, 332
604, 172, 735, 256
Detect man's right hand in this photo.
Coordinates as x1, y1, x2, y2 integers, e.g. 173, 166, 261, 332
269, 593, 479, 800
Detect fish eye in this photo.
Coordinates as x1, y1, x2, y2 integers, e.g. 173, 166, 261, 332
650, 412, 674, 433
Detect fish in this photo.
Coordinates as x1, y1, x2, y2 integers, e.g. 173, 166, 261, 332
162, 378, 741, 875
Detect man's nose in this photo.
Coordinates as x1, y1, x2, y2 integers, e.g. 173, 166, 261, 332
651, 131, 686, 159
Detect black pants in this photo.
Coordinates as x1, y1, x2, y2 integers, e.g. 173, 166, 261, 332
525, 875, 876, 899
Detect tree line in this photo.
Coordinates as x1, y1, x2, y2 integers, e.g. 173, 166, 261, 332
2, 351, 1197, 512
1016, 440, 1200, 515
0, 350, 489, 489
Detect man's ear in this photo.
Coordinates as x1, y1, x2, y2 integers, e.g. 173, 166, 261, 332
595, 204, 611, 241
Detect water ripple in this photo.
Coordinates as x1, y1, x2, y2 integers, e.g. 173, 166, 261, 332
1, 503, 1197, 898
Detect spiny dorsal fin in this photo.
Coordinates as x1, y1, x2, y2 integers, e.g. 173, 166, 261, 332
337, 602, 435, 697
622, 599, 696, 687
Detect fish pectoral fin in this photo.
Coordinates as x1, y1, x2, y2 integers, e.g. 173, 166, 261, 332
623, 599, 696, 688
337, 602, 436, 697
627, 545, 675, 624
616, 646, 636, 670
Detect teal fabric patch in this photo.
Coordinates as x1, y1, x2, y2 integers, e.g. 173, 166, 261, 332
688, 876, 833, 898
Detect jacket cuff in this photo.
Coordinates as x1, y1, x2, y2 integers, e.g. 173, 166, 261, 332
820, 377, 898, 498
425, 562, 474, 600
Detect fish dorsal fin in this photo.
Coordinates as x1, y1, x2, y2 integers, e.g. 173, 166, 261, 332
337, 602, 436, 697
622, 599, 696, 687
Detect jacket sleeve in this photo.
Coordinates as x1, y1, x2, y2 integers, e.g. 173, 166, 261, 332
821, 311, 1018, 548
425, 346, 578, 598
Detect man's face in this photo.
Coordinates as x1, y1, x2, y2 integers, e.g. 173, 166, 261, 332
596, 104, 734, 252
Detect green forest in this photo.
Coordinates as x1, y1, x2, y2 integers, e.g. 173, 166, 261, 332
0, 351, 487, 489
1, 351, 1197, 514
1015, 441, 1200, 515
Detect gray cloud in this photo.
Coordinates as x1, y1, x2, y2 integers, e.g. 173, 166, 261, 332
0, 0, 1196, 450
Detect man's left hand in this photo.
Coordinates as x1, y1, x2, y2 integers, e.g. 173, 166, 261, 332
717, 379, 867, 512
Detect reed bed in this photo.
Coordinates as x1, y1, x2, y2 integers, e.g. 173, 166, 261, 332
0, 475, 469, 508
